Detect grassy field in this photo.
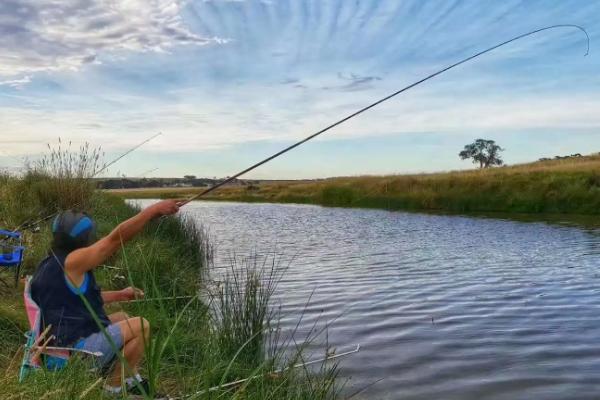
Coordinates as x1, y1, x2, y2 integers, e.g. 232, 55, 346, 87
111, 155, 600, 215
0, 149, 340, 399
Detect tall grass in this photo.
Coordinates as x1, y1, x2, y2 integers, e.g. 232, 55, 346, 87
0, 145, 341, 399
28, 140, 103, 213
1, 140, 103, 234
208, 255, 280, 369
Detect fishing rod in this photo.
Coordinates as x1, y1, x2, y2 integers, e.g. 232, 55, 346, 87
171, 344, 360, 399
10, 132, 163, 233
93, 132, 162, 177
136, 167, 159, 178
25, 324, 103, 365
31, 345, 103, 358
118, 295, 195, 303
177, 24, 589, 206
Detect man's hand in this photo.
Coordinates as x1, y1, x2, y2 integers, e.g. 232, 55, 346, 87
101, 287, 144, 304
121, 286, 145, 301
147, 199, 182, 218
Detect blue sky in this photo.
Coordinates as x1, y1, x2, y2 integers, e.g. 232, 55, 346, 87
0, 0, 599, 179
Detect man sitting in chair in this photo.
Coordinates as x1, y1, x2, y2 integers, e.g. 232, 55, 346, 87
31, 200, 180, 398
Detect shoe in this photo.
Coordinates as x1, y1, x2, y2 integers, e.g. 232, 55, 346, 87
126, 378, 169, 400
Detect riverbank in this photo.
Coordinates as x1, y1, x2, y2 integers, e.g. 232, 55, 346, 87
111, 155, 600, 215
0, 171, 338, 399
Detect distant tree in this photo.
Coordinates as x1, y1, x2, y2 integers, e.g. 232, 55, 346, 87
459, 139, 504, 168
183, 175, 196, 180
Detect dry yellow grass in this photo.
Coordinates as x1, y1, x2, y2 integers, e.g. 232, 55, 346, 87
111, 154, 600, 215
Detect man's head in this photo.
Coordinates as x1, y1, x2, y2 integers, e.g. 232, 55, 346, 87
51, 210, 97, 253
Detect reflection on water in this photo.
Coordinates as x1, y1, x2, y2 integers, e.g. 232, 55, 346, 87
138, 200, 600, 400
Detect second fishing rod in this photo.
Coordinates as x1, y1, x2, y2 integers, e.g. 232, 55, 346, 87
9, 133, 162, 234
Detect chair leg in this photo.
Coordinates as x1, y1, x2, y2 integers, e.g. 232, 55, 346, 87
14, 262, 21, 288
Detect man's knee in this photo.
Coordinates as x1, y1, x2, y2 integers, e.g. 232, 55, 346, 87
119, 317, 150, 342
131, 317, 150, 341
138, 317, 150, 339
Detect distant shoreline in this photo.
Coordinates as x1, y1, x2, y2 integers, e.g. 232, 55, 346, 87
110, 154, 600, 217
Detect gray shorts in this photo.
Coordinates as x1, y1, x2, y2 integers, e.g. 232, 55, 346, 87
74, 323, 124, 368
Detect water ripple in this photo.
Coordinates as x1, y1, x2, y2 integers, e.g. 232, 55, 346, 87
136, 200, 600, 399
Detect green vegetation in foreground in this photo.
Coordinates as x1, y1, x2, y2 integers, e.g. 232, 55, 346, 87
113, 154, 600, 215
0, 149, 340, 399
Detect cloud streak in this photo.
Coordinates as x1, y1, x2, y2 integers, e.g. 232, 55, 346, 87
0, 75, 31, 88
324, 72, 383, 92
0, 0, 226, 78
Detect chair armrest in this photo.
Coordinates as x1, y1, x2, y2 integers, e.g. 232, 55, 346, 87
0, 230, 20, 238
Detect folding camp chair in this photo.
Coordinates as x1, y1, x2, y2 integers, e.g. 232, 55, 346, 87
0, 229, 25, 287
19, 276, 103, 382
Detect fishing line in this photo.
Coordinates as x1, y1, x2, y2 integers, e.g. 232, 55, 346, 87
135, 167, 159, 178
179, 24, 589, 206
118, 295, 195, 303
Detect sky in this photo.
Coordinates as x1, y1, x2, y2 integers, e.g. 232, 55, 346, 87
0, 0, 599, 179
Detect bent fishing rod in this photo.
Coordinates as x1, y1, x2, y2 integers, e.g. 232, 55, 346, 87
178, 24, 589, 206
10, 132, 162, 233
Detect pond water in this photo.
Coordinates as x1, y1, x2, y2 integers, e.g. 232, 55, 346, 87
137, 200, 600, 400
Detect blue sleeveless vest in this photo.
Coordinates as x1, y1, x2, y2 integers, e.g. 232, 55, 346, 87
31, 251, 110, 346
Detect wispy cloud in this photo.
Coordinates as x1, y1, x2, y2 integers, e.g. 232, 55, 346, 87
0, 75, 31, 88
281, 78, 300, 85
0, 0, 226, 78
323, 72, 383, 92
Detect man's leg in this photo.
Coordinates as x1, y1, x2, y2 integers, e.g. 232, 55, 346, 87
107, 317, 150, 387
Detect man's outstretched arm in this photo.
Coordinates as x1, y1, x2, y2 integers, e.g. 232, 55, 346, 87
65, 200, 181, 280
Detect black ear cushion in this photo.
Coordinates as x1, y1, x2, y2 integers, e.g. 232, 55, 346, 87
52, 232, 80, 253
85, 222, 97, 246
